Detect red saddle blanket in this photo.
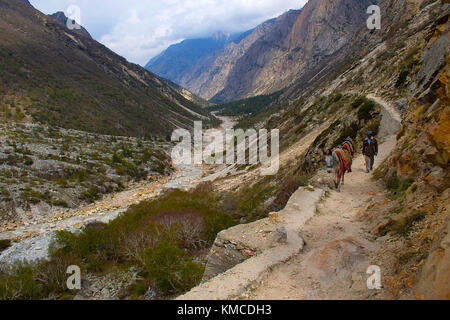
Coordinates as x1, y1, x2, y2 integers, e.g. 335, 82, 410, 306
334, 148, 352, 179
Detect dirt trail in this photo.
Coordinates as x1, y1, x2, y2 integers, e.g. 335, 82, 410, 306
240, 98, 400, 300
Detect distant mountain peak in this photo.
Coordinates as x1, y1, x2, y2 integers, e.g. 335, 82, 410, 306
49, 11, 92, 38
145, 30, 250, 86
213, 31, 231, 41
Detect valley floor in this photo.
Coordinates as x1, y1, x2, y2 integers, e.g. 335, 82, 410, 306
0, 116, 232, 264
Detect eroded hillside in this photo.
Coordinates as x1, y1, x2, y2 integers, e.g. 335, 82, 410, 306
0, 0, 216, 138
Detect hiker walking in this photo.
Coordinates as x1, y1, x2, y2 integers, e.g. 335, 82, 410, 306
363, 131, 378, 173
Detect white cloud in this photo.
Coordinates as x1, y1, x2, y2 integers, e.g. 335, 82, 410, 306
30, 0, 307, 66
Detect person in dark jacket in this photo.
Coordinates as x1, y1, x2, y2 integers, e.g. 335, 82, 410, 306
362, 131, 378, 173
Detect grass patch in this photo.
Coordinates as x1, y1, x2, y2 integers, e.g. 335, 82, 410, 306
385, 175, 415, 198
378, 211, 427, 237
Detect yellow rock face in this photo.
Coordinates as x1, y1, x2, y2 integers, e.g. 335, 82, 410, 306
427, 108, 450, 166
268, 212, 279, 224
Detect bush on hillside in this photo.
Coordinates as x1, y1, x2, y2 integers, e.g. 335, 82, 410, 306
142, 241, 204, 296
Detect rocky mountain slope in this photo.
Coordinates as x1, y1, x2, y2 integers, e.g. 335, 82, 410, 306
146, 0, 374, 103
0, 121, 174, 228
0, 0, 215, 138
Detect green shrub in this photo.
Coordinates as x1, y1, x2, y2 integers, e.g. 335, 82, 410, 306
399, 178, 415, 192
112, 153, 123, 164
333, 126, 358, 146
0, 187, 10, 198
333, 93, 343, 103
130, 281, 148, 296
357, 100, 376, 121
20, 187, 52, 204
386, 175, 400, 190
52, 199, 69, 207
23, 156, 33, 166
351, 97, 366, 109
203, 211, 238, 242
269, 175, 308, 213
0, 239, 11, 252
396, 70, 410, 87
0, 263, 41, 300
385, 175, 415, 197
55, 177, 69, 187
295, 123, 308, 135
54, 222, 118, 271
142, 241, 204, 296
80, 185, 101, 203
0, 252, 80, 300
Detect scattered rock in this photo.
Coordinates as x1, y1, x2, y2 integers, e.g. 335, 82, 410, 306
303, 238, 368, 284
425, 166, 448, 191
275, 227, 288, 244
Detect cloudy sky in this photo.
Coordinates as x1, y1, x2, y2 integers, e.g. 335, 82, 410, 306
29, 0, 307, 66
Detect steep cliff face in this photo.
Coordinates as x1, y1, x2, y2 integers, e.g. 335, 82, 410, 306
211, 0, 374, 103
160, 11, 301, 103
204, 9, 302, 103
374, 5, 449, 298
147, 0, 374, 103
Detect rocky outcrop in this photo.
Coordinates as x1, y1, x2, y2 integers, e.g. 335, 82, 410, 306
416, 217, 450, 300
302, 238, 368, 284
361, 3, 450, 299
427, 107, 450, 168
49, 11, 92, 38
201, 236, 260, 282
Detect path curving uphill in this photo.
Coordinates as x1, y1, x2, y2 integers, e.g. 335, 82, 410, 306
179, 94, 402, 300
